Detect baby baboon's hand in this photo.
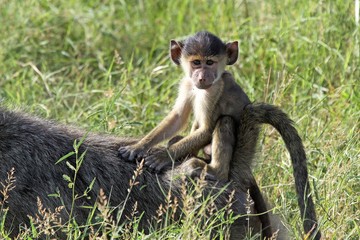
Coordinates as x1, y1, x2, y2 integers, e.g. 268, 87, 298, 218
144, 149, 172, 173
118, 144, 147, 162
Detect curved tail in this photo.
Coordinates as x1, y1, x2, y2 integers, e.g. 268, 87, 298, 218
244, 103, 321, 239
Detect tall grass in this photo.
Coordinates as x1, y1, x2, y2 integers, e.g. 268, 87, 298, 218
0, 0, 359, 239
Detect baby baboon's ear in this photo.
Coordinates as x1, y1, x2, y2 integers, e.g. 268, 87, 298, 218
170, 40, 183, 65
226, 41, 238, 65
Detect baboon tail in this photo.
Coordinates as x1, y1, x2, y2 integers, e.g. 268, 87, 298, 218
244, 103, 321, 240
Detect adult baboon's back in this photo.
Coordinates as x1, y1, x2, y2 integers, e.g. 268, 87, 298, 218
0, 108, 262, 238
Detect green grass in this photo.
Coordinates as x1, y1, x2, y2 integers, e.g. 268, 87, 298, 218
0, 0, 359, 239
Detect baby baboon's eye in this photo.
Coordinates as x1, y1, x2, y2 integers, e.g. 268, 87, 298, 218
192, 60, 201, 65
206, 60, 214, 65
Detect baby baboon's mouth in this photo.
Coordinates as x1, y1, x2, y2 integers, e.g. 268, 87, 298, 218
195, 82, 212, 90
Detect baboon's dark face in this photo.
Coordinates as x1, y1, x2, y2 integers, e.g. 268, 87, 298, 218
185, 55, 225, 89
169, 31, 239, 90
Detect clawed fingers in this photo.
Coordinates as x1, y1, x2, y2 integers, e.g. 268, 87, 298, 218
129, 151, 137, 161
144, 155, 156, 167
144, 151, 172, 173
144, 156, 163, 173
118, 146, 128, 155
154, 159, 172, 172
118, 146, 130, 159
118, 146, 145, 162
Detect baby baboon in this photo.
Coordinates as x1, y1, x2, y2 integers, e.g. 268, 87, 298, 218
173, 103, 322, 239
118, 31, 321, 239
118, 31, 250, 181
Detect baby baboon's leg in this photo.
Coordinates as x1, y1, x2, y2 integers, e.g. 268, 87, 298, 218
208, 115, 236, 181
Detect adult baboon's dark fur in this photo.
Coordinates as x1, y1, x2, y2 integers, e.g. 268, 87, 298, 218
0, 103, 320, 239
0, 107, 268, 238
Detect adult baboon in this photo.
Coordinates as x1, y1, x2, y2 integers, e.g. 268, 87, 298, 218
0, 106, 282, 239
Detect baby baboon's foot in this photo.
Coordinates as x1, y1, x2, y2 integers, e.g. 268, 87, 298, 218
180, 157, 216, 181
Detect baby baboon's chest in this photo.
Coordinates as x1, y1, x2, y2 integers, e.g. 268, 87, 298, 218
192, 89, 222, 127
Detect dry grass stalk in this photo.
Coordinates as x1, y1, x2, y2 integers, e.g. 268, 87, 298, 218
0, 167, 16, 206
27, 197, 64, 237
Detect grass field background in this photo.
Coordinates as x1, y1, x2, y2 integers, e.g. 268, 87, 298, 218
0, 0, 359, 239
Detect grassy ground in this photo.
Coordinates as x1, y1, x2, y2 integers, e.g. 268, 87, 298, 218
0, 0, 359, 239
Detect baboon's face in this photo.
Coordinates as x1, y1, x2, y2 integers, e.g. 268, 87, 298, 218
184, 55, 225, 89
169, 32, 239, 90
